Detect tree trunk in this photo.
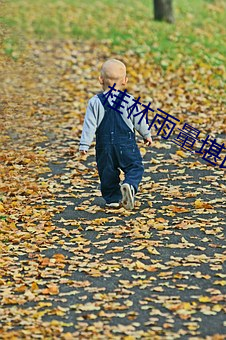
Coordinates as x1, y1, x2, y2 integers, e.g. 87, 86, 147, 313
153, 0, 174, 23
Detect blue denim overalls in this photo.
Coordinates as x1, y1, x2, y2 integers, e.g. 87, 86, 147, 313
95, 93, 144, 204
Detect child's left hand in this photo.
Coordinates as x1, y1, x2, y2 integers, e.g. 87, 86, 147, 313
144, 137, 152, 146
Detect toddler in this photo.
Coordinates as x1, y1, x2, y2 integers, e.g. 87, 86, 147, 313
79, 59, 152, 209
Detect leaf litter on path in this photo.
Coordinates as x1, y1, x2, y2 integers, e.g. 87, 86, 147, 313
0, 40, 225, 339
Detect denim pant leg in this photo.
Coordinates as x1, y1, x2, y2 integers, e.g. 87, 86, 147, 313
96, 145, 122, 203
117, 142, 144, 193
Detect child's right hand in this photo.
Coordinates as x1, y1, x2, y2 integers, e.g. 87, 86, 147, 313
80, 150, 87, 155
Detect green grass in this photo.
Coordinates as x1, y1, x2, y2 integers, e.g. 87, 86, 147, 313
1, 0, 225, 65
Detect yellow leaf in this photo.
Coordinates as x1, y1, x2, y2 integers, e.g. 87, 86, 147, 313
151, 158, 160, 164
31, 282, 39, 292
147, 246, 160, 255
176, 150, 186, 158
9, 222, 16, 228
70, 236, 84, 243
135, 260, 147, 269
182, 302, 193, 310
155, 224, 167, 230
14, 285, 27, 293
187, 323, 198, 331
212, 304, 223, 312
62, 333, 74, 340
105, 247, 124, 254
153, 286, 164, 292
37, 302, 52, 308
53, 253, 66, 262
194, 199, 213, 209
140, 147, 146, 156
33, 310, 51, 318
48, 284, 59, 295
194, 199, 203, 208
92, 218, 108, 225
198, 296, 211, 303
214, 280, 226, 286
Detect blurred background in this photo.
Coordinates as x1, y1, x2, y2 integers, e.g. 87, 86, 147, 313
0, 0, 225, 136
1, 0, 225, 66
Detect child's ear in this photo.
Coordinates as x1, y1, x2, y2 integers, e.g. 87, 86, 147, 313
99, 76, 104, 85
122, 76, 128, 86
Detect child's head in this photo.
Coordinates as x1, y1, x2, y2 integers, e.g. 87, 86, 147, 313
99, 59, 128, 91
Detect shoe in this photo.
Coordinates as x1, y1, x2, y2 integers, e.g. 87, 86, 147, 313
105, 202, 121, 208
120, 183, 135, 210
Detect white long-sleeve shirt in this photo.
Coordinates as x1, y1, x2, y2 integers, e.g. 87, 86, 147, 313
79, 90, 152, 151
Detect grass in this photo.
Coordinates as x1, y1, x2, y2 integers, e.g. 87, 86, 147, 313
0, 0, 225, 66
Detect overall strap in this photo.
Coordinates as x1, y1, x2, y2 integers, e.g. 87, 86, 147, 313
97, 93, 110, 111
96, 91, 134, 144
97, 92, 127, 111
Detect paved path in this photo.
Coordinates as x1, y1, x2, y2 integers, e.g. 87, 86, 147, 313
0, 41, 225, 339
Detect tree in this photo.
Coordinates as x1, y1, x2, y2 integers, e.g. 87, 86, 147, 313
153, 0, 174, 23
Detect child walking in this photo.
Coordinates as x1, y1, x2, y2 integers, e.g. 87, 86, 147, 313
79, 59, 152, 210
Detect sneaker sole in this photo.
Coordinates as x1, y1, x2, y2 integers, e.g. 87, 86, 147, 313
105, 203, 121, 208
120, 183, 134, 210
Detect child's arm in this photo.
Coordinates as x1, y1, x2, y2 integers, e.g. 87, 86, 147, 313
126, 95, 152, 145
130, 107, 152, 146
79, 99, 98, 153
136, 119, 153, 146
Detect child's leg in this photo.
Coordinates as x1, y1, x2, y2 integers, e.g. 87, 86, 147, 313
96, 146, 122, 203
117, 143, 144, 193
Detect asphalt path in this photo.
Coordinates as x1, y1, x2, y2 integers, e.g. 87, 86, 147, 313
33, 132, 226, 339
